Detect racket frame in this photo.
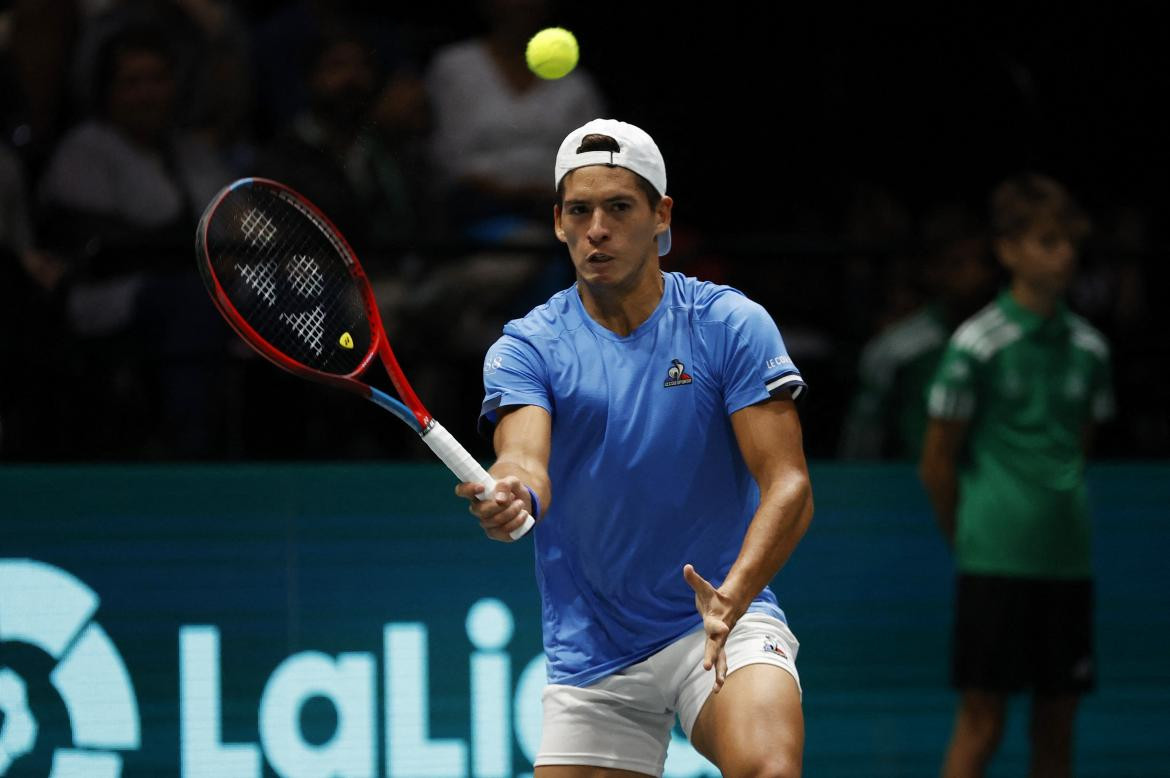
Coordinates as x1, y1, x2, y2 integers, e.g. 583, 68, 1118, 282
196, 177, 430, 432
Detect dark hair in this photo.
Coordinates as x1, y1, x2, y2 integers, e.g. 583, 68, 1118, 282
301, 27, 379, 81
556, 134, 662, 209
990, 173, 1090, 240
919, 202, 986, 257
92, 23, 175, 115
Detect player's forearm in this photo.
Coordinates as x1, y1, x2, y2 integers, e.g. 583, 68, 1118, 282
721, 468, 813, 615
488, 406, 553, 518
919, 459, 957, 544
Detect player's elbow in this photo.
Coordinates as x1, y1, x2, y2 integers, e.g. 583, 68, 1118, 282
767, 468, 813, 543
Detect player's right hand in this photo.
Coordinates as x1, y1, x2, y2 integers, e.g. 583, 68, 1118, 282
455, 476, 530, 542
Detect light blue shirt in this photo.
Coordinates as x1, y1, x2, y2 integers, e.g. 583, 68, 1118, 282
480, 272, 805, 686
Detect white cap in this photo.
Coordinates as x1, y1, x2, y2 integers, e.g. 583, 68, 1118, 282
555, 118, 671, 256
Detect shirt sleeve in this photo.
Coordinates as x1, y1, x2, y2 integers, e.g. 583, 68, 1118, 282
478, 334, 551, 434
1091, 348, 1116, 423
926, 340, 978, 420
716, 297, 806, 415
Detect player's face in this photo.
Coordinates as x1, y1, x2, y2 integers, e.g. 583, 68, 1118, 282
107, 50, 176, 144
997, 221, 1079, 297
554, 166, 671, 294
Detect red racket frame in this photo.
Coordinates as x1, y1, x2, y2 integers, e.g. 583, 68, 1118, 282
196, 177, 432, 432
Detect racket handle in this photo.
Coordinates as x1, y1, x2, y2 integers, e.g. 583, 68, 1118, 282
421, 421, 535, 540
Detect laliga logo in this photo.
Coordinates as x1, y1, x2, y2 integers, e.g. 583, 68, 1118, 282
1, 559, 717, 777
0, 559, 140, 776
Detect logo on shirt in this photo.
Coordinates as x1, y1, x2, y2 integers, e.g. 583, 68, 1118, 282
762, 636, 788, 660
766, 355, 792, 370
483, 355, 502, 375
663, 359, 692, 388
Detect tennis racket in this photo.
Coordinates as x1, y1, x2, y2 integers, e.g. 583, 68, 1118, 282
196, 177, 534, 539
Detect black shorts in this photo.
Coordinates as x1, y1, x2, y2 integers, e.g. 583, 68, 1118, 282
952, 574, 1095, 694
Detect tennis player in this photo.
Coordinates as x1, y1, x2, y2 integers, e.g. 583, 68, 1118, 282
457, 119, 813, 777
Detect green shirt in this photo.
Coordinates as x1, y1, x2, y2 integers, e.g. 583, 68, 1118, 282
840, 303, 950, 461
927, 291, 1114, 578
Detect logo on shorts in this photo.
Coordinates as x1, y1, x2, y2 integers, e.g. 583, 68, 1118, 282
762, 636, 787, 659
663, 359, 692, 388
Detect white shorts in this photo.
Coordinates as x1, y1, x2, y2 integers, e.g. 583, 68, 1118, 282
535, 613, 801, 776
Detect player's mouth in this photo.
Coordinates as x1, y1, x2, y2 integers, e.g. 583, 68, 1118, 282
586, 252, 613, 263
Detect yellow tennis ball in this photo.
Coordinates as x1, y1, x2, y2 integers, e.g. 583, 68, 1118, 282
526, 27, 579, 80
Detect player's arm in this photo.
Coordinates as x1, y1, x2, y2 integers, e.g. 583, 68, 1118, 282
683, 393, 813, 688
720, 393, 813, 613
455, 404, 552, 542
918, 417, 968, 546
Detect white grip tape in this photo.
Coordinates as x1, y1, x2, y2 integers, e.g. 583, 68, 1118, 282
421, 421, 535, 540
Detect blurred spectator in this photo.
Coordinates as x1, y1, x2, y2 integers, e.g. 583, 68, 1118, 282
1067, 203, 1156, 457
839, 203, 995, 460
243, 27, 431, 459
0, 140, 32, 252
67, 0, 256, 174
255, 27, 428, 257
399, 0, 606, 452
1, 141, 69, 457
250, 1, 420, 133
424, 0, 605, 242
37, 22, 234, 457
0, 0, 80, 176
920, 173, 1113, 778
251, 10, 430, 456
71, 2, 250, 125
839, 180, 917, 337
741, 180, 913, 458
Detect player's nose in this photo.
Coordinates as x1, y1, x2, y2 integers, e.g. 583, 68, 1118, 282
586, 209, 610, 242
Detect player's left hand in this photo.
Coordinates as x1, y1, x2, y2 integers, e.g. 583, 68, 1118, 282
683, 563, 739, 693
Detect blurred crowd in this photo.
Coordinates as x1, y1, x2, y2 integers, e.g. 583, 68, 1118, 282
0, 0, 1164, 463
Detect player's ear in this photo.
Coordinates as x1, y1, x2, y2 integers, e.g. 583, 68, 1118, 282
553, 204, 567, 244
654, 195, 673, 238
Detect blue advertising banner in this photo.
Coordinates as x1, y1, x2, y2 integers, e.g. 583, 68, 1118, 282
2, 463, 1168, 777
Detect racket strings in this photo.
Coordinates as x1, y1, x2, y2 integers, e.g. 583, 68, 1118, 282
205, 186, 373, 375
234, 257, 278, 305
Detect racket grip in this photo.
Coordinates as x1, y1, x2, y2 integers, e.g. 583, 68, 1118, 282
421, 421, 535, 540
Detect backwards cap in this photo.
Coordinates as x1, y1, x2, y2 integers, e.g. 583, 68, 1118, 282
554, 118, 671, 256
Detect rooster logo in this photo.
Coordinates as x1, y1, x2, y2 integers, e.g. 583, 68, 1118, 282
664, 359, 693, 387
762, 636, 788, 660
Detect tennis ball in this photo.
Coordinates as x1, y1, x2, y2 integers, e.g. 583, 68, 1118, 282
526, 27, 579, 80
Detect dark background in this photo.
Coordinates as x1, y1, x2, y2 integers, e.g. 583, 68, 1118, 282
1, 1, 1166, 463
392, 3, 1170, 224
